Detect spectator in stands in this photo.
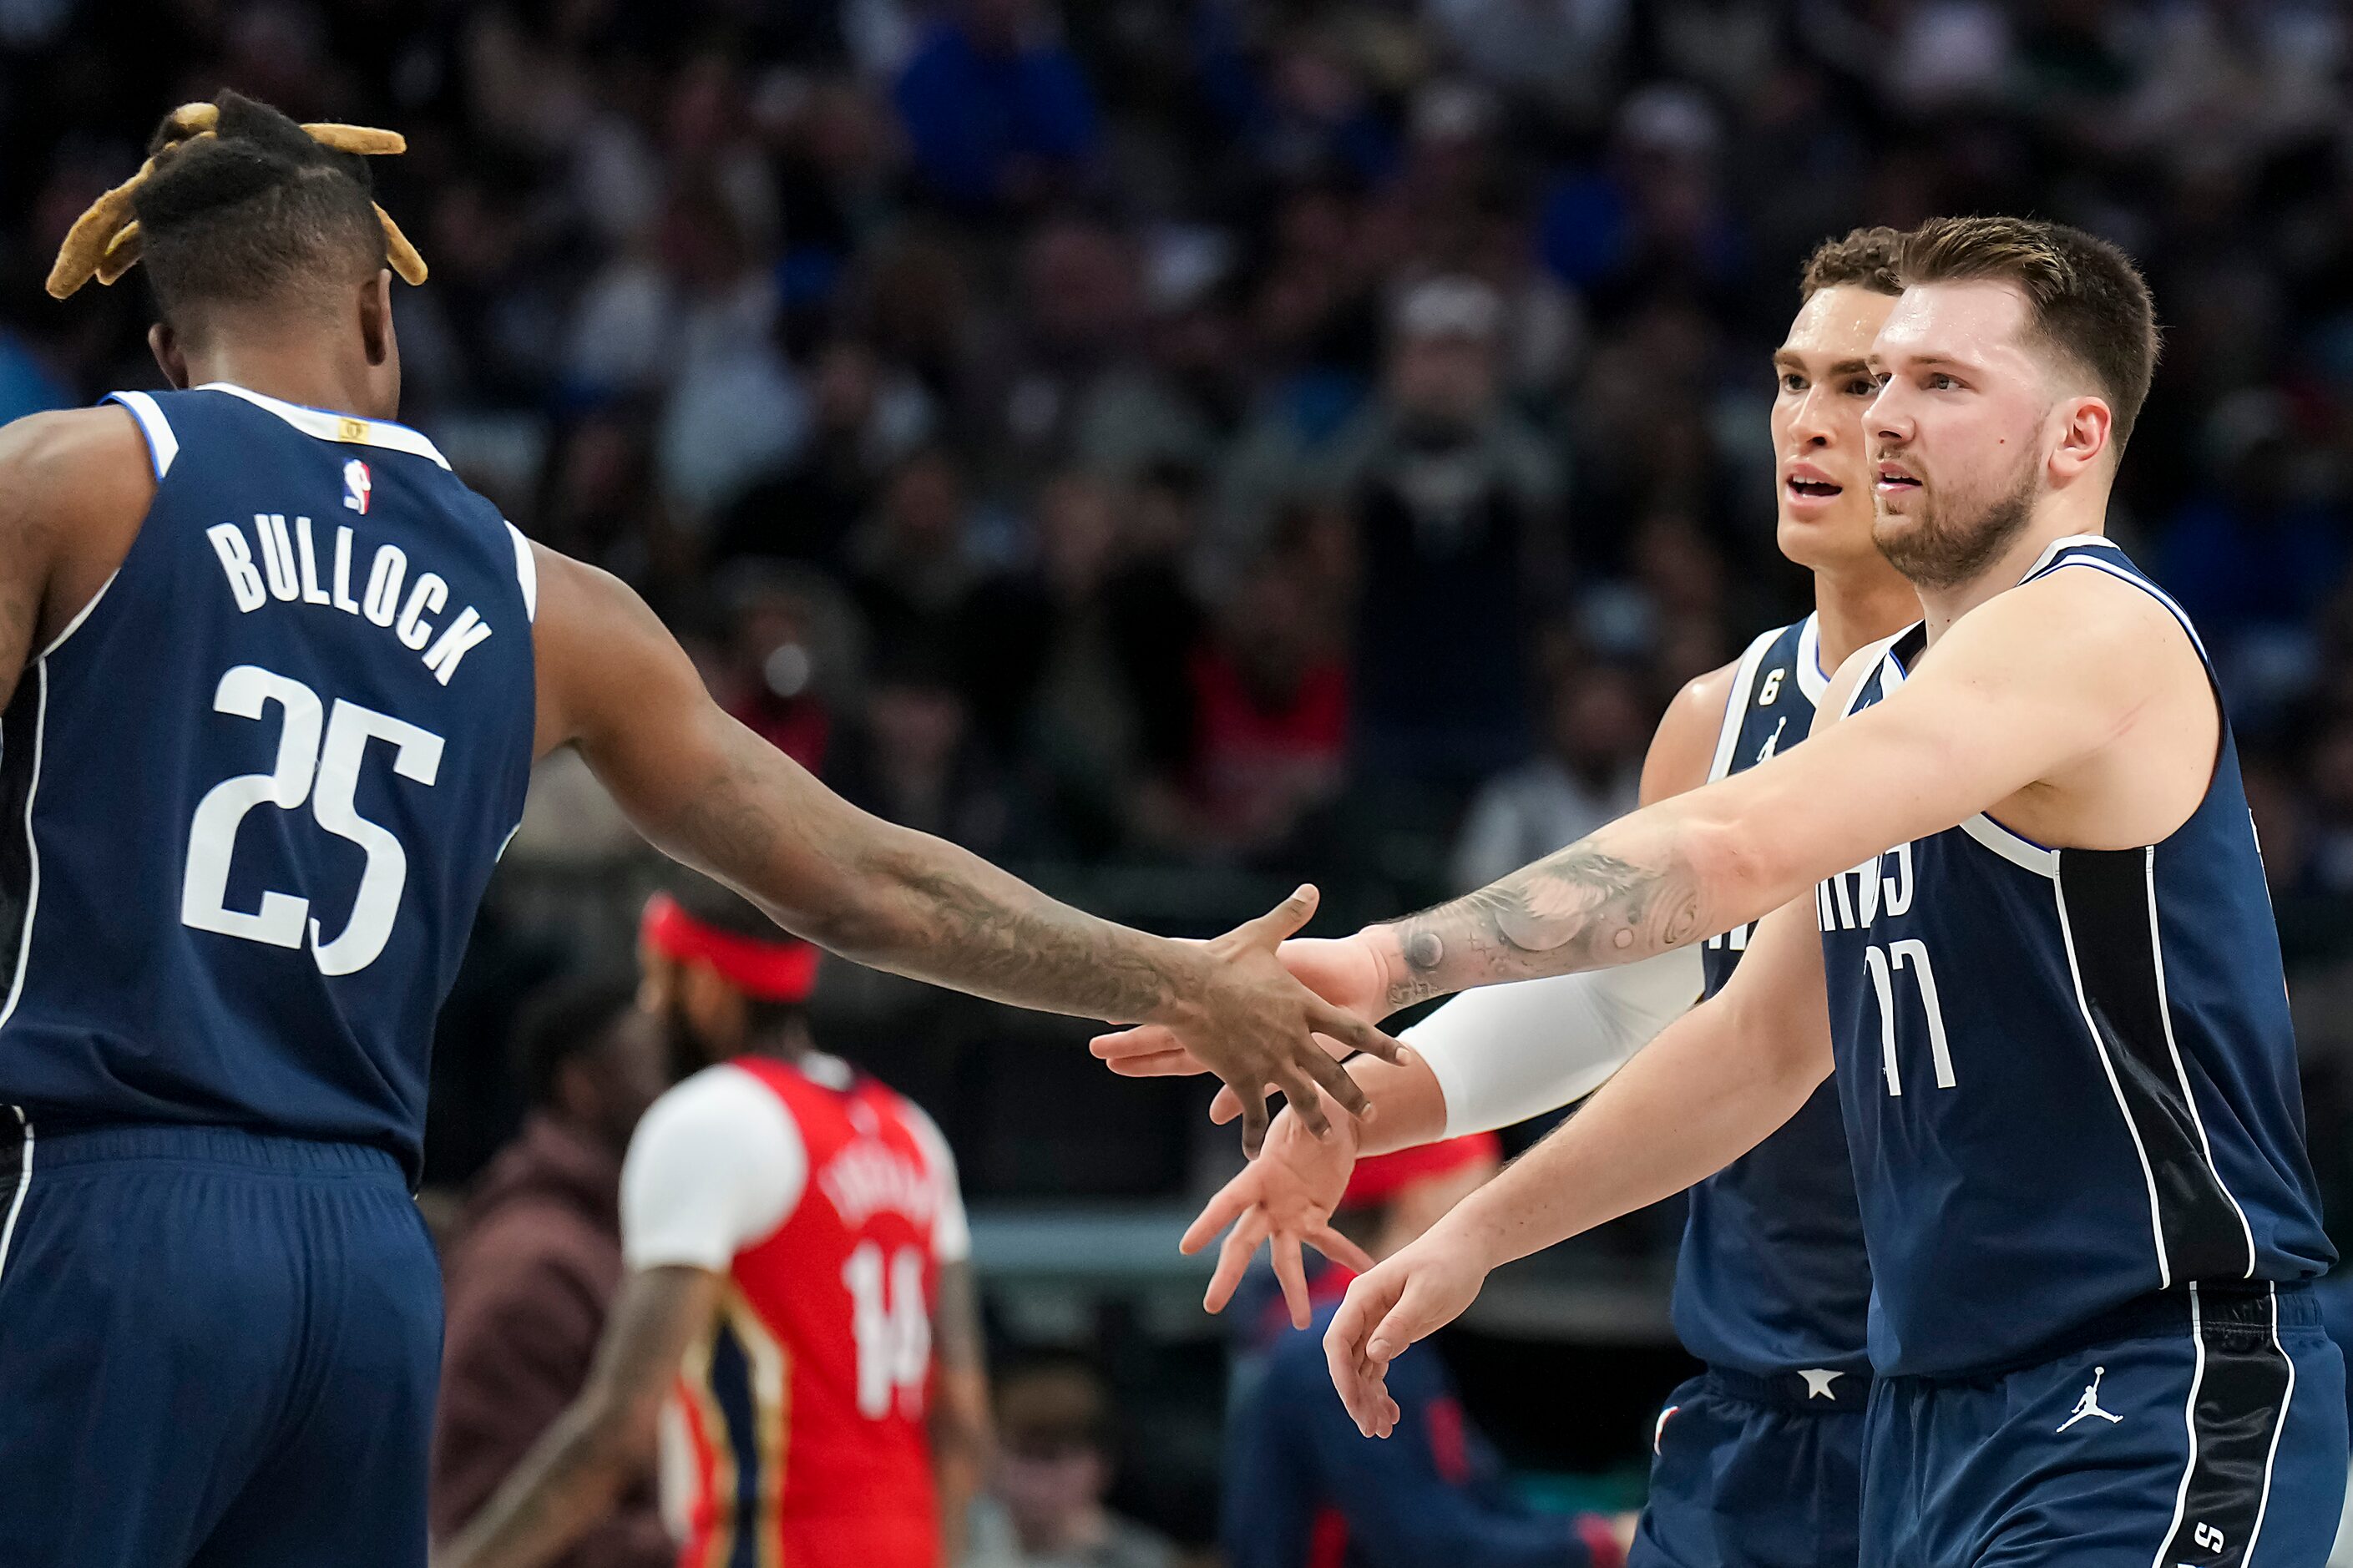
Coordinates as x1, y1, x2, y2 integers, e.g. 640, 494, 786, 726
966, 1359, 1182, 1568
1222, 1138, 1632, 1568
432, 977, 672, 1568
1450, 657, 1650, 892
1333, 276, 1566, 792
1151, 515, 1352, 867
894, 0, 1101, 213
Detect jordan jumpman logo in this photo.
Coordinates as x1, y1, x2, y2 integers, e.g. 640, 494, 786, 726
2057, 1366, 2124, 1432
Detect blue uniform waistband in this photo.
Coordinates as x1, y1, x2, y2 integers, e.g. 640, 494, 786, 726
1891, 1281, 2320, 1388
0, 1115, 407, 1185
1703, 1363, 1874, 1413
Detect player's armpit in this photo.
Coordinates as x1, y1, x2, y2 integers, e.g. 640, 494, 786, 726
435, 1264, 726, 1568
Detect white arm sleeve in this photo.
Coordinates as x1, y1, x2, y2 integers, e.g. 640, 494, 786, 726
901, 1103, 972, 1264
1404, 947, 1707, 1137
620, 1065, 808, 1271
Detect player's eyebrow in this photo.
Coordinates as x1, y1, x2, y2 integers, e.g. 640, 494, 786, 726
1874, 350, 1981, 377
1774, 351, 1876, 382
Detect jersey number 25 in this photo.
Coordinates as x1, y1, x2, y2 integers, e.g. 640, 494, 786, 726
180, 664, 443, 976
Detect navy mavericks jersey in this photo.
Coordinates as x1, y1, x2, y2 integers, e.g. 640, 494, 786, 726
1672, 614, 1874, 1383
1820, 537, 2334, 1378
0, 385, 537, 1181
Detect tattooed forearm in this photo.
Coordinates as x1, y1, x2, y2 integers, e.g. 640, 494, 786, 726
666, 731, 1199, 1026
1382, 837, 1706, 1009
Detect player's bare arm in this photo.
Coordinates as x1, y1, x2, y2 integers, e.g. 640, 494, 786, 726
1365, 565, 2214, 1013
0, 407, 158, 709
929, 1260, 990, 1566
1111, 660, 1736, 1327
1324, 891, 1837, 1437
434, 1264, 726, 1568
1090, 657, 1730, 1090
525, 546, 1404, 1155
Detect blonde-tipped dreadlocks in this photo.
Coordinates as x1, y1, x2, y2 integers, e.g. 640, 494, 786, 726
47, 95, 427, 301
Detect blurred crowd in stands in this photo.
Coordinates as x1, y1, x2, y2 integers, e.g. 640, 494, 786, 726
16, 0, 2353, 1556
10, 0, 2353, 1253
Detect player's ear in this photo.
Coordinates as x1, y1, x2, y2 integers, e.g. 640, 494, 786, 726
2049, 394, 2113, 483
358, 267, 395, 370
147, 321, 190, 390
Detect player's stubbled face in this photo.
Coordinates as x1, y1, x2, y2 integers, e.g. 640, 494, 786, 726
1865, 281, 2051, 590
1770, 284, 1900, 570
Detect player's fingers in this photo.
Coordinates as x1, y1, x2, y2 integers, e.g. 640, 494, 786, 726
1324, 1273, 1399, 1434
1206, 1211, 1268, 1314
1237, 883, 1320, 948
1323, 1293, 1377, 1432
1295, 1041, 1372, 1121
1238, 1089, 1270, 1160
1273, 1230, 1311, 1329
1181, 1180, 1251, 1255
1209, 1084, 1244, 1123
1312, 1004, 1410, 1067
1088, 1025, 1157, 1058
1278, 1068, 1333, 1139
1308, 1223, 1375, 1276
1365, 1277, 1439, 1365
1106, 1047, 1203, 1078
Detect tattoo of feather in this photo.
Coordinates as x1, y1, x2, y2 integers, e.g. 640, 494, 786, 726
1387, 842, 1703, 1006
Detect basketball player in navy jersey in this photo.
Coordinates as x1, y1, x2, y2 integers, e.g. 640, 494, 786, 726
1300, 216, 2345, 1562
1096, 229, 1922, 1568
0, 94, 1401, 1568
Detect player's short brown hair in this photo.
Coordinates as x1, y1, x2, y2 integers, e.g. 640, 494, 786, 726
1897, 215, 2160, 449
1799, 226, 1905, 300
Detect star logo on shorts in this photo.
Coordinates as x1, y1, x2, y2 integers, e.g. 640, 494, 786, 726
1799, 1368, 1843, 1401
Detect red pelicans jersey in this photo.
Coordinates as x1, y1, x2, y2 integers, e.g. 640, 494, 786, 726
620, 1053, 969, 1568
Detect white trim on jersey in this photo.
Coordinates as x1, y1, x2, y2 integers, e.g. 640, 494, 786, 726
505, 523, 538, 624
2244, 1282, 2296, 1565
1708, 625, 1780, 784
1956, 812, 2059, 878
2143, 845, 2259, 1279
195, 382, 453, 470
2043, 555, 2213, 662
2055, 869, 2174, 1288
37, 570, 119, 664
0, 666, 46, 1033
109, 390, 179, 478
2153, 1283, 2209, 1568
1794, 613, 1829, 705
0, 1109, 31, 1285
2020, 532, 2115, 580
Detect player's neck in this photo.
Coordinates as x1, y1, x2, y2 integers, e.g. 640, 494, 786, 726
177, 341, 390, 424
1809, 563, 1922, 672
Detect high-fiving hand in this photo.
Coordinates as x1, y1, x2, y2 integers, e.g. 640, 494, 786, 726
1320, 1218, 1497, 1438
1155, 890, 1407, 1157
1094, 929, 1392, 1134
1180, 1096, 1368, 1329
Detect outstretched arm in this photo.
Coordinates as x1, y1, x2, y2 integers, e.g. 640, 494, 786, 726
527, 547, 1402, 1153
435, 1265, 726, 1568
1362, 569, 2204, 1012
1325, 893, 1834, 1435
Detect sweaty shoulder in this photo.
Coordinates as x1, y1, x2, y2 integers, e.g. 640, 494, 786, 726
0, 406, 156, 669
1642, 659, 1740, 805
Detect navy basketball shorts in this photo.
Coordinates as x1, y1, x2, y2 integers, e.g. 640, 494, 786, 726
1631, 1366, 1867, 1568
0, 1118, 443, 1568
1862, 1284, 2347, 1566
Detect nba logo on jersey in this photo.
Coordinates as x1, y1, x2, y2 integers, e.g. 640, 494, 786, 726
342, 458, 371, 514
